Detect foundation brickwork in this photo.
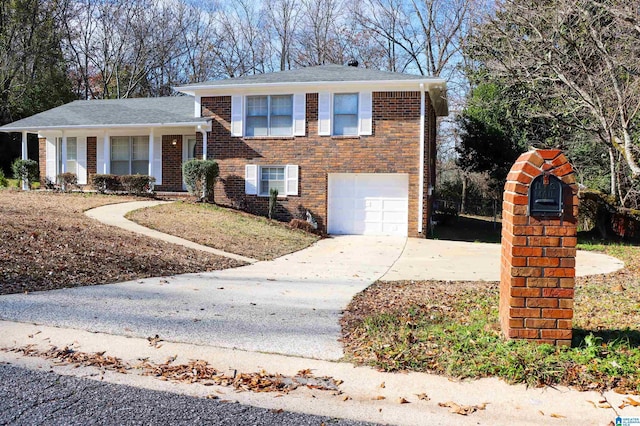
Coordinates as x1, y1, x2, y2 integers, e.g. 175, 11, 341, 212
500, 149, 578, 346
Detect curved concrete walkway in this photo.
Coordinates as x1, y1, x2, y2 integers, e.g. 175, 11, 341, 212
85, 201, 257, 264
382, 239, 625, 281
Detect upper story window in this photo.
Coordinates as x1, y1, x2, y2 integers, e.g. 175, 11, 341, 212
318, 91, 372, 137
333, 93, 359, 136
245, 95, 293, 137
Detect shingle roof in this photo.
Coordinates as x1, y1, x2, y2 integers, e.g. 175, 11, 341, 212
0, 96, 206, 131
177, 64, 440, 88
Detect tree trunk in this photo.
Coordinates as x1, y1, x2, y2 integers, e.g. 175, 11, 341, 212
461, 172, 468, 214
609, 146, 616, 196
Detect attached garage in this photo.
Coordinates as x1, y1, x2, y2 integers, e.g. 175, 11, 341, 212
327, 173, 409, 236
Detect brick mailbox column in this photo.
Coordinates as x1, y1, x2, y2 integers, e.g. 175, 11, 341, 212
500, 149, 578, 346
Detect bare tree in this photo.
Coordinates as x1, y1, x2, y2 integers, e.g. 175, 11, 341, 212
265, 0, 302, 71
469, 0, 640, 204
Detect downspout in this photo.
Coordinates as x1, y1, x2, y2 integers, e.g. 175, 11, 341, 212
418, 84, 425, 235
21, 131, 28, 190
198, 125, 209, 201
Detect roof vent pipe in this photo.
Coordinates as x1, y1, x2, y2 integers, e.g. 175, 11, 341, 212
347, 59, 359, 67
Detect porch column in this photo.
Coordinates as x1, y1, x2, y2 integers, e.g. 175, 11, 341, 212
199, 128, 208, 160
21, 131, 28, 190
148, 128, 154, 180
103, 133, 110, 174
61, 132, 68, 174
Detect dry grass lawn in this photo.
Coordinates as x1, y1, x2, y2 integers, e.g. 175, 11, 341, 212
127, 202, 320, 261
0, 190, 242, 295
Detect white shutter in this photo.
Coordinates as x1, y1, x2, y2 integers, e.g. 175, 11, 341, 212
77, 136, 87, 184
359, 91, 373, 135
96, 137, 104, 175
293, 93, 306, 136
285, 164, 299, 196
231, 95, 243, 137
245, 164, 258, 195
45, 138, 56, 181
152, 136, 162, 184
318, 92, 331, 136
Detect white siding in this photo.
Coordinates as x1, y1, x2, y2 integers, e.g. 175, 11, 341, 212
152, 136, 162, 184
77, 136, 87, 184
45, 138, 56, 181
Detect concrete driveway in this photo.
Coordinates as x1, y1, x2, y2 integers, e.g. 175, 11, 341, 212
0, 236, 406, 361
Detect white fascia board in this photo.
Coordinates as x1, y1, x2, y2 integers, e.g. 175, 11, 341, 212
178, 79, 448, 116
0, 120, 211, 133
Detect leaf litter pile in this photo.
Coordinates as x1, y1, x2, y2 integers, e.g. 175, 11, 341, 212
0, 191, 243, 295
341, 247, 640, 395
4, 345, 342, 396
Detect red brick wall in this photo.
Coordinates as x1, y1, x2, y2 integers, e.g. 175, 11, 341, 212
155, 135, 183, 191
87, 137, 97, 185
202, 92, 433, 235
500, 149, 578, 346
38, 138, 46, 185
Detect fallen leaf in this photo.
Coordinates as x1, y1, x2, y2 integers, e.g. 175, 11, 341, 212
550, 413, 566, 418
379, 381, 385, 388
205, 394, 219, 400
416, 393, 430, 401
438, 401, 487, 415
342, 395, 351, 401
372, 395, 386, 400
625, 397, 640, 406
398, 397, 410, 404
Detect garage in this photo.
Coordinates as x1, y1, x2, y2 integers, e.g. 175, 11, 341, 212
327, 173, 409, 236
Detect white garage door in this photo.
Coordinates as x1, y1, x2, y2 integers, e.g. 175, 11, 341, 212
328, 173, 409, 236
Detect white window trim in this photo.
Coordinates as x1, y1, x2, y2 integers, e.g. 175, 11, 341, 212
258, 165, 287, 196
110, 136, 150, 176
245, 164, 299, 197
318, 91, 373, 137
244, 95, 294, 137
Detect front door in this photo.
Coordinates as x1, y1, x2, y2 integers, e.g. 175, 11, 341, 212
182, 136, 197, 190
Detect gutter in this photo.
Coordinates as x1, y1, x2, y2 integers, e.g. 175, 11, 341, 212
0, 120, 211, 133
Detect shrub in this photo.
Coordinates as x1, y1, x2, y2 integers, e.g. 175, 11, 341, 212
268, 188, 278, 219
289, 218, 319, 234
11, 159, 39, 189
92, 174, 121, 193
57, 172, 78, 192
182, 159, 219, 201
120, 174, 155, 196
0, 169, 7, 188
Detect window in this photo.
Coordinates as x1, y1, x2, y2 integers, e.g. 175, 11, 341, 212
111, 136, 149, 175
260, 166, 286, 195
333, 93, 358, 136
56, 137, 78, 175
246, 95, 293, 136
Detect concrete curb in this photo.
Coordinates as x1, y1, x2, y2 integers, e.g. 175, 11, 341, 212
1, 321, 636, 426
85, 201, 258, 264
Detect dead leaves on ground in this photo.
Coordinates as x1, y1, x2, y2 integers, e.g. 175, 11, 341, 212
2, 345, 342, 396
0, 192, 241, 296
619, 396, 640, 409
438, 401, 488, 416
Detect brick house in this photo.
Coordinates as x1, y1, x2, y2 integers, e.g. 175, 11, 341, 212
1, 64, 448, 237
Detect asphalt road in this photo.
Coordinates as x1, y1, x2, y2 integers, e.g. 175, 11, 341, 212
0, 364, 377, 426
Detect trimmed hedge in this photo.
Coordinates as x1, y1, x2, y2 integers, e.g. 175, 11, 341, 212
182, 159, 219, 201
91, 174, 155, 195
120, 174, 155, 196
57, 172, 78, 192
92, 174, 121, 193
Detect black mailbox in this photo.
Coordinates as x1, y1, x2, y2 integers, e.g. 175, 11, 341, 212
528, 174, 563, 217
